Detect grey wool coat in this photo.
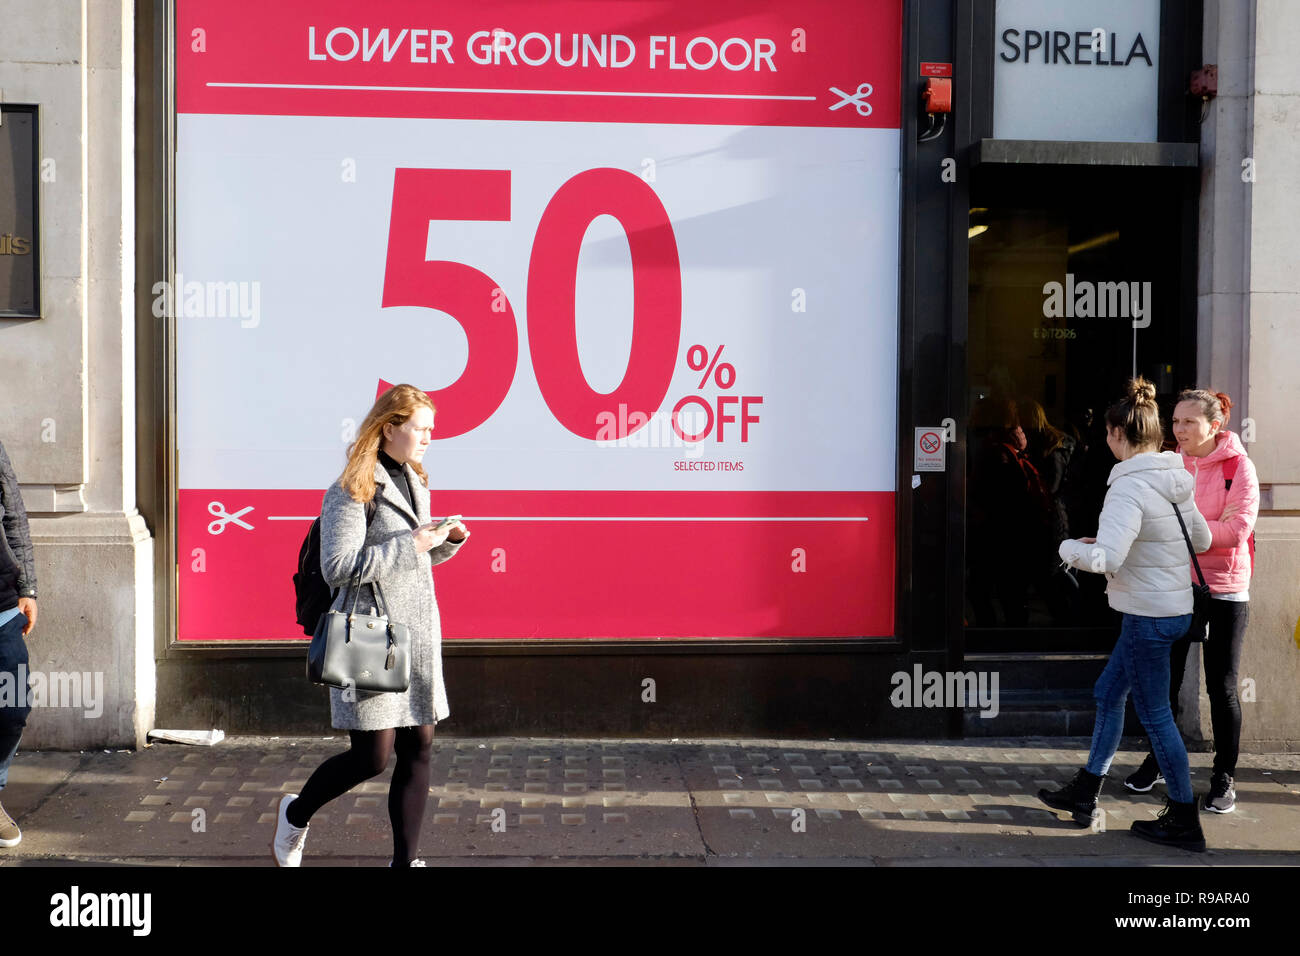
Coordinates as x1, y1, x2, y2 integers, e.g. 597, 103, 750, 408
318, 459, 465, 730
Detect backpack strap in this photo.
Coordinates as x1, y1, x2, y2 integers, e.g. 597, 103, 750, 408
332, 495, 380, 601
1223, 456, 1238, 490
1219, 457, 1256, 578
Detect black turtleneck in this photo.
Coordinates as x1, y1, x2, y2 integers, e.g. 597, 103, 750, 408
377, 448, 414, 512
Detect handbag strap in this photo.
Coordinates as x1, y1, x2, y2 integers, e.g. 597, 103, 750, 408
343, 496, 388, 619
343, 575, 389, 619
1171, 501, 1208, 589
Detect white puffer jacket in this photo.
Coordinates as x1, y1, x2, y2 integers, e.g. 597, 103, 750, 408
1059, 451, 1211, 617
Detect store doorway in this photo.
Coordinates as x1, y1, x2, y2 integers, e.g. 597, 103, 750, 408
964, 163, 1196, 652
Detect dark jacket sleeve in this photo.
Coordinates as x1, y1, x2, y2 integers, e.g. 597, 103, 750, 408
0, 440, 37, 599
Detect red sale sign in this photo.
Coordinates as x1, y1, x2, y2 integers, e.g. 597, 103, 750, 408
174, 0, 902, 641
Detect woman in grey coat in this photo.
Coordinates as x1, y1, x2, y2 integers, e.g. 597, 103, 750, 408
271, 384, 468, 867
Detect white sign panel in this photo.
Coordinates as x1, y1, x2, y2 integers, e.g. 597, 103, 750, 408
994, 0, 1161, 143
913, 427, 945, 472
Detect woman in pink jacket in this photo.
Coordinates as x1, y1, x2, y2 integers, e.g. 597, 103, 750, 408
1124, 390, 1258, 813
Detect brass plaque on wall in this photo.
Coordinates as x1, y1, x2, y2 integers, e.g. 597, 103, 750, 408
1, 105, 39, 318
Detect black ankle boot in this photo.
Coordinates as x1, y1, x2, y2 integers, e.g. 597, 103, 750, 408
1038, 769, 1105, 826
1130, 797, 1206, 852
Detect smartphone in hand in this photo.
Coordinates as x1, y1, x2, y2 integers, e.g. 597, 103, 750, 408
432, 514, 462, 532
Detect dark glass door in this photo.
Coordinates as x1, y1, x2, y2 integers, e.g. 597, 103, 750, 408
965, 163, 1196, 652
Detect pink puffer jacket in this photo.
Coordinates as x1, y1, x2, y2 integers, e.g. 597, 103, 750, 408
1179, 430, 1258, 594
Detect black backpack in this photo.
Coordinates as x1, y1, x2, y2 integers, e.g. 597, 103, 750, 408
293, 497, 376, 636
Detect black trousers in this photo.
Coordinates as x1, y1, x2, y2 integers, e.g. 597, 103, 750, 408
1164, 599, 1249, 777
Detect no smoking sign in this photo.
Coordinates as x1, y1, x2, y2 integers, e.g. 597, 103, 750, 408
913, 427, 946, 472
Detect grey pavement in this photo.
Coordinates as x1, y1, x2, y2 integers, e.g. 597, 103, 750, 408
1, 736, 1297, 866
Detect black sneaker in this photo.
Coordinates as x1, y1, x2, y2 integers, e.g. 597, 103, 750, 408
1202, 772, 1236, 813
1124, 753, 1164, 793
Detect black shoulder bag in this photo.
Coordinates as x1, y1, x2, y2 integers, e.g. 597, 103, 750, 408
1171, 501, 1212, 643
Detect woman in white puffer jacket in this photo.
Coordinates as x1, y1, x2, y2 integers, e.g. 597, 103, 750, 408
1037, 377, 1211, 851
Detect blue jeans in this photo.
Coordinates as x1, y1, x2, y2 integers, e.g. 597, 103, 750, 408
1086, 611, 1194, 803
0, 612, 31, 793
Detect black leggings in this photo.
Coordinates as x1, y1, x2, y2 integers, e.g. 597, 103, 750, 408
287, 725, 434, 865
1159, 600, 1249, 776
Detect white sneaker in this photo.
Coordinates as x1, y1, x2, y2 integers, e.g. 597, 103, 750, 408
389, 858, 427, 866
271, 794, 309, 867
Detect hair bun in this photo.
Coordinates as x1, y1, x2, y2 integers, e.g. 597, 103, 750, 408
1215, 391, 1233, 415
1129, 377, 1157, 406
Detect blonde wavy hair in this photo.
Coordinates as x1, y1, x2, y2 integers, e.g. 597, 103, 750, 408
339, 384, 435, 502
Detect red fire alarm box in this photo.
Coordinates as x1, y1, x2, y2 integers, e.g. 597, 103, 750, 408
923, 77, 951, 113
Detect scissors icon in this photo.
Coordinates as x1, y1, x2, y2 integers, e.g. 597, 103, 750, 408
829, 82, 873, 116
207, 501, 254, 534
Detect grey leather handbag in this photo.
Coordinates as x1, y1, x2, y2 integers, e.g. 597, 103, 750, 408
307, 569, 411, 693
